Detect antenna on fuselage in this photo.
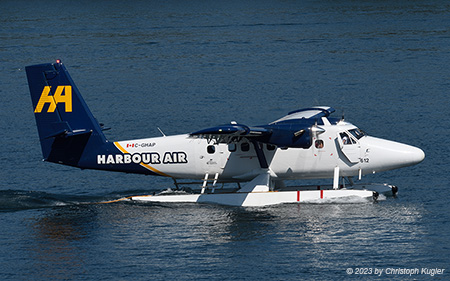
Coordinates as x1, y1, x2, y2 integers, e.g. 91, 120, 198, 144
157, 127, 166, 137
340, 108, 345, 122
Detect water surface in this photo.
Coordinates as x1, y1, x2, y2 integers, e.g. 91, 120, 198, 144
1, 0, 449, 279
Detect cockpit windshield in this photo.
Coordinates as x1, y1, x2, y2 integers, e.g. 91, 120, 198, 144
348, 128, 366, 140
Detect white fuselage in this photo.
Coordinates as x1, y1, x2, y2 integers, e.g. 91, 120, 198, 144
110, 118, 425, 183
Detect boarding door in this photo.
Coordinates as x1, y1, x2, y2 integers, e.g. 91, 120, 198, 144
198, 143, 227, 175
336, 131, 361, 163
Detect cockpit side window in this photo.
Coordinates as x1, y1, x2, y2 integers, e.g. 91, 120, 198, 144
340, 132, 355, 145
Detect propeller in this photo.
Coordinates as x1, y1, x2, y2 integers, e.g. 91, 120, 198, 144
311, 121, 325, 138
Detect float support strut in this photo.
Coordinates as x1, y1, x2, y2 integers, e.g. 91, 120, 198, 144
333, 166, 340, 190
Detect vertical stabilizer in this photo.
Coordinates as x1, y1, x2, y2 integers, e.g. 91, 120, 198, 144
26, 60, 107, 166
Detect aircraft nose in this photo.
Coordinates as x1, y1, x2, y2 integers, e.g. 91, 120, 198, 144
396, 144, 425, 168
389, 141, 425, 168
409, 146, 425, 165
364, 137, 425, 172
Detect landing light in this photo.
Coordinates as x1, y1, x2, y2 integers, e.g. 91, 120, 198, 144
56, 59, 61, 64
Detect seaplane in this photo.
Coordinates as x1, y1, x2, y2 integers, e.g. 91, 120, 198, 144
26, 60, 425, 207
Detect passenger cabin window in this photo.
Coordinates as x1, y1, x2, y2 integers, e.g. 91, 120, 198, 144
241, 142, 250, 152
315, 140, 324, 149
340, 132, 355, 145
267, 144, 276, 151
207, 145, 216, 154
228, 143, 236, 152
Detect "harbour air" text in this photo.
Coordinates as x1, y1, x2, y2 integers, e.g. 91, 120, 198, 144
97, 152, 188, 165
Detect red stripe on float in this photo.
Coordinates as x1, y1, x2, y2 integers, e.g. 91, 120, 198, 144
320, 190, 324, 199
297, 191, 300, 202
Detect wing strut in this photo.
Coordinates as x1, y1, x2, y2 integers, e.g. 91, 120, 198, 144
251, 140, 269, 169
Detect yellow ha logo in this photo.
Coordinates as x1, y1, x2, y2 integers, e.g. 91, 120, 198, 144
34, 86, 72, 113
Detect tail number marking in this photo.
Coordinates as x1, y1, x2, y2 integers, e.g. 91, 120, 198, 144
34, 86, 72, 113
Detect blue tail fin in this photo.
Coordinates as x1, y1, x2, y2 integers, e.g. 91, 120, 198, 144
26, 60, 108, 167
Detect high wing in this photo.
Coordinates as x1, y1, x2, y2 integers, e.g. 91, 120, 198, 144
190, 123, 271, 144
190, 106, 335, 149
270, 106, 335, 124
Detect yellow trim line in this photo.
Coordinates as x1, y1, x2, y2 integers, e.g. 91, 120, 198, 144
114, 142, 129, 154
113, 142, 171, 177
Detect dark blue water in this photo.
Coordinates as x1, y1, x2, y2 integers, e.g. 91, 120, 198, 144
1, 0, 449, 279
